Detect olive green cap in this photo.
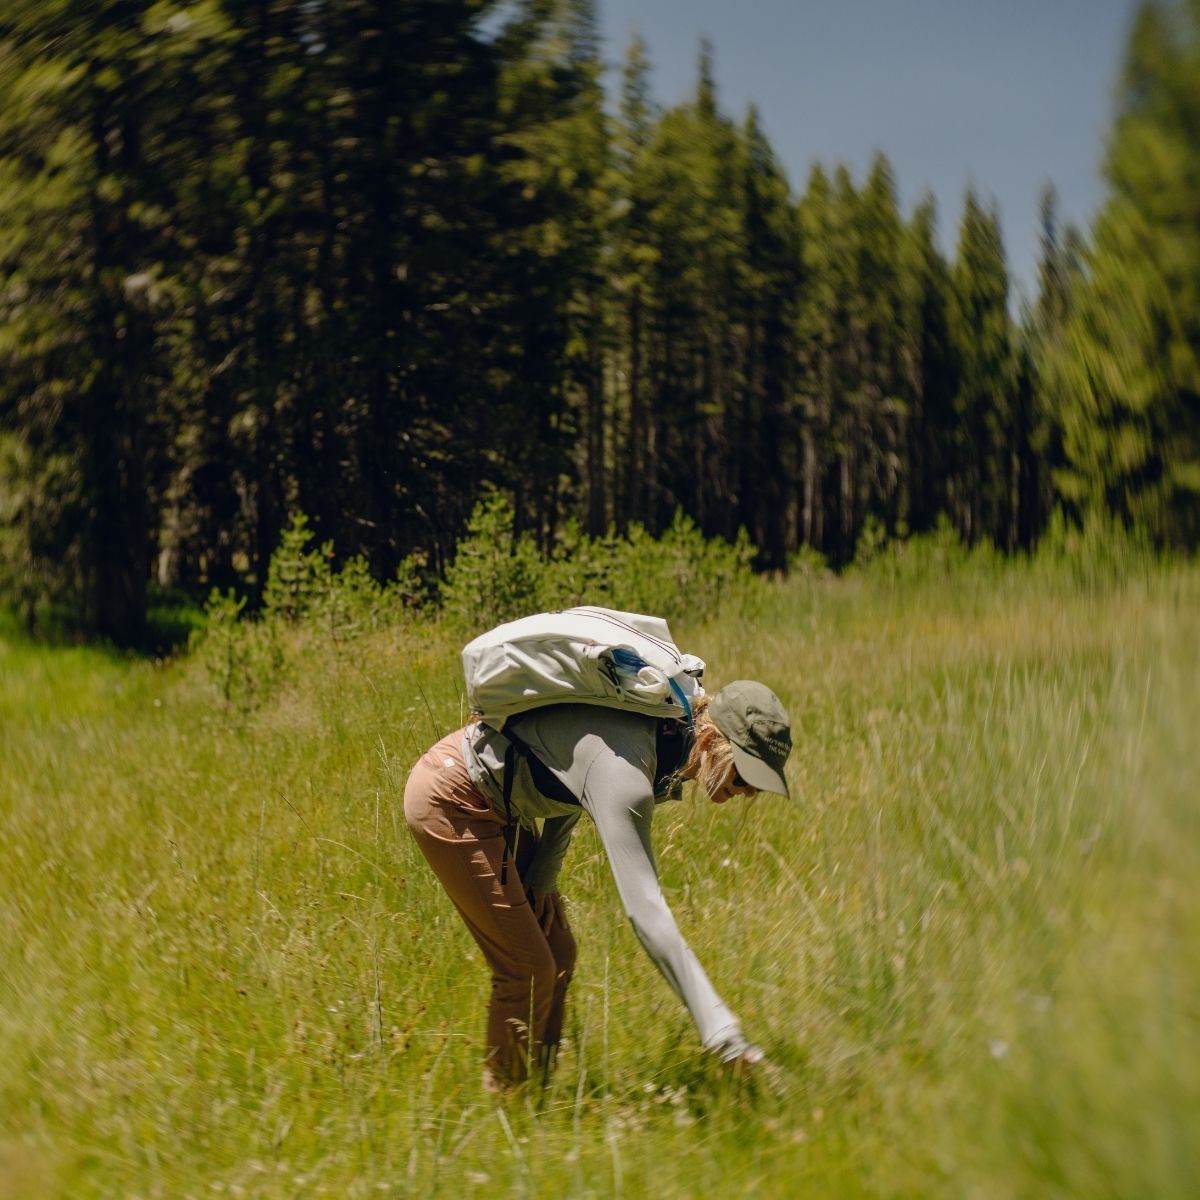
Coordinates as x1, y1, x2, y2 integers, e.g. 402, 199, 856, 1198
708, 680, 793, 798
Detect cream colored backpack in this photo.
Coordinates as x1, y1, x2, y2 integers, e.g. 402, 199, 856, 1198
462, 605, 705, 731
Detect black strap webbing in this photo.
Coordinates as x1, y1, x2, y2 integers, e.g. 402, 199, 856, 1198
500, 741, 516, 885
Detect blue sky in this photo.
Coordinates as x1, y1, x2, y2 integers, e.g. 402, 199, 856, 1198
596, 0, 1139, 307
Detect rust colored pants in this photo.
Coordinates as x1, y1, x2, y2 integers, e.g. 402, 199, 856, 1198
403, 730, 576, 1084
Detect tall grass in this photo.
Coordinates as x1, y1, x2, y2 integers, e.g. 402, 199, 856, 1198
1, 551, 1197, 1197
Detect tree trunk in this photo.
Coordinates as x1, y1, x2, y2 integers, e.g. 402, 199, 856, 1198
624, 287, 644, 526
586, 291, 606, 535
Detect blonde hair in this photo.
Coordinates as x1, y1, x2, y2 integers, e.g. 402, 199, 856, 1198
680, 695, 736, 799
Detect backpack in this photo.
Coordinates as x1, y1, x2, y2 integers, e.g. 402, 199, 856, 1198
461, 606, 705, 883
462, 605, 706, 731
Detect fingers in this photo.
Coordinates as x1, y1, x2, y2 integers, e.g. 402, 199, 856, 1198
724, 1045, 766, 1076
528, 889, 553, 935
545, 892, 567, 934
526, 890, 567, 936
722, 1047, 789, 1096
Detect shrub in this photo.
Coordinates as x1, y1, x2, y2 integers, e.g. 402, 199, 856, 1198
439, 493, 546, 630
1032, 509, 1159, 588
193, 512, 412, 707
629, 512, 761, 619
190, 497, 769, 683
261, 513, 327, 625
788, 543, 831, 579
442, 498, 764, 629
190, 588, 282, 713
853, 514, 889, 568
848, 515, 1002, 586
262, 511, 405, 639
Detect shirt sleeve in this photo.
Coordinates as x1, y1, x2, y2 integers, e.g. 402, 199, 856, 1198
579, 748, 752, 1061
522, 810, 583, 895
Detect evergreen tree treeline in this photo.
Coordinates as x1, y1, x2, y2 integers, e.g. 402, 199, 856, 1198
0, 0, 1195, 643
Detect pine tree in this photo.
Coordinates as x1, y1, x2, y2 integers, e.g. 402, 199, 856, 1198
611, 34, 658, 528
734, 105, 800, 566
554, 0, 611, 537
949, 189, 1016, 546
1024, 184, 1082, 542
634, 40, 743, 534
1045, 0, 1200, 543
854, 153, 908, 535
825, 164, 868, 561
794, 164, 839, 553
0, 0, 225, 640
901, 194, 959, 534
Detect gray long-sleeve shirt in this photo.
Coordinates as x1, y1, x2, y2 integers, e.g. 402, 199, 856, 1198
462, 705, 751, 1061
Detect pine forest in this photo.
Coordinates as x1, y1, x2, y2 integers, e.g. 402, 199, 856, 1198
2, 0, 1198, 644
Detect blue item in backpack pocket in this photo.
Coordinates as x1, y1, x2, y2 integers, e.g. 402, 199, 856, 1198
610, 647, 694, 728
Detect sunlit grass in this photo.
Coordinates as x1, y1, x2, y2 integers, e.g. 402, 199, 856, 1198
2, 563, 1197, 1197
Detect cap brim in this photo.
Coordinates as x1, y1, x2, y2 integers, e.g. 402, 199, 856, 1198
730, 743, 791, 799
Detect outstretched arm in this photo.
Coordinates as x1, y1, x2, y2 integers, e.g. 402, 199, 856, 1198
580, 751, 756, 1061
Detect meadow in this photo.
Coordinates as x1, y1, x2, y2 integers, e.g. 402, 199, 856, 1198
2, 544, 1198, 1198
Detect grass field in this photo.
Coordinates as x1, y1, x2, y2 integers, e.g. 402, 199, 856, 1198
2, 559, 1198, 1198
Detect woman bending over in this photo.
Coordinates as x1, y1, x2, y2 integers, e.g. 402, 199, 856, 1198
403, 680, 793, 1090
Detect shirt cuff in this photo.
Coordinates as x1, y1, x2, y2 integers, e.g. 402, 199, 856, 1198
703, 1022, 752, 1061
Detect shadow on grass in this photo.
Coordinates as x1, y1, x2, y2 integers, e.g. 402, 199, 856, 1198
1, 585, 205, 659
